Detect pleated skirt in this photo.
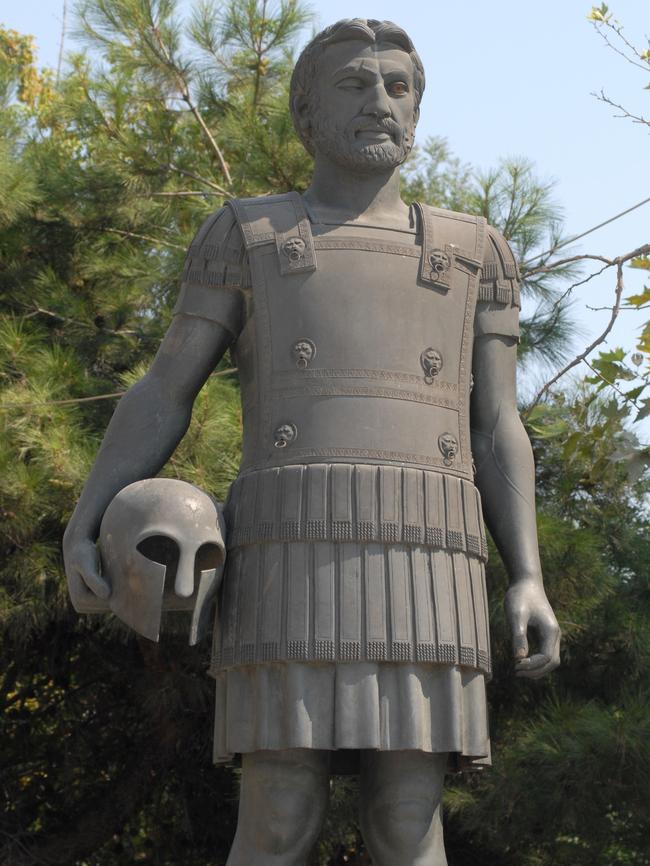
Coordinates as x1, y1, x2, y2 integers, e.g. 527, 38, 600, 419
212, 661, 490, 773
212, 542, 491, 675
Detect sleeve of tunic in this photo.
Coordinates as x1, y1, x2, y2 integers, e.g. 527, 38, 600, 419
473, 224, 521, 342
172, 206, 251, 340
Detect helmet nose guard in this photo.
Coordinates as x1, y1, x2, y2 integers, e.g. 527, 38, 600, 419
99, 478, 226, 644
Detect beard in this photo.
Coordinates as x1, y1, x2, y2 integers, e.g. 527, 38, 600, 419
310, 113, 416, 173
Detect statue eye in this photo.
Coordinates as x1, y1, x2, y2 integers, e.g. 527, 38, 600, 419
388, 81, 409, 96
337, 77, 364, 90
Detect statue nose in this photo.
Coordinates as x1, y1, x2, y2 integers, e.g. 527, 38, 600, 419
174, 550, 195, 598
362, 84, 391, 120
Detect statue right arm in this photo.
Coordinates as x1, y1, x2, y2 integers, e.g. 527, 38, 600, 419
63, 313, 233, 608
64, 205, 249, 609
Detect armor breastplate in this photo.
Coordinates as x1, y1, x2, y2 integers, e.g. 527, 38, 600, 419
228, 193, 486, 480
213, 195, 492, 676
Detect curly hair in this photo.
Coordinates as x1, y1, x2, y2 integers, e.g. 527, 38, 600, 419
290, 19, 425, 155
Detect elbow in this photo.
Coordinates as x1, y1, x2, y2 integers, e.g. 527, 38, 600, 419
119, 372, 194, 435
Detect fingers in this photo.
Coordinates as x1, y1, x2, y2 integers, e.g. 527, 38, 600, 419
505, 594, 529, 660
515, 653, 558, 679
515, 619, 561, 680
511, 628, 529, 661
65, 541, 111, 604
76, 544, 111, 599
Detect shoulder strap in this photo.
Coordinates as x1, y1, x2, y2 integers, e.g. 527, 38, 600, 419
413, 202, 486, 291
226, 191, 317, 275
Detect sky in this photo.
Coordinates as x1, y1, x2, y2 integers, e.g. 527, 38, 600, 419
3, 0, 650, 418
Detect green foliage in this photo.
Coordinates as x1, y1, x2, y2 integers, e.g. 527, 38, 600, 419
0, 3, 649, 865
403, 141, 579, 369
442, 387, 650, 866
587, 4, 613, 24
0, 2, 310, 862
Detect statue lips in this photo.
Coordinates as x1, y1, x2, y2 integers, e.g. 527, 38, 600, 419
352, 117, 401, 143
356, 127, 393, 141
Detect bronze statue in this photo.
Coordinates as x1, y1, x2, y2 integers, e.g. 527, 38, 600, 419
63, 18, 561, 865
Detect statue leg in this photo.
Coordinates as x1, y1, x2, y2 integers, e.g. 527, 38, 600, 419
226, 748, 330, 866
359, 750, 448, 866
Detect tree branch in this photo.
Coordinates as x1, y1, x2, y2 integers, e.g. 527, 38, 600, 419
552, 262, 612, 309
583, 359, 641, 410
593, 19, 650, 73
153, 159, 230, 196
18, 303, 139, 336
148, 26, 233, 188
594, 90, 650, 127
523, 244, 650, 417
146, 190, 222, 197
103, 227, 185, 250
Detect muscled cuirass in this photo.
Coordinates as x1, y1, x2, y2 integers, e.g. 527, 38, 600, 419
224, 194, 488, 555
212, 193, 493, 677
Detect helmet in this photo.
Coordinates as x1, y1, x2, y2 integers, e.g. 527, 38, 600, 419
98, 478, 226, 645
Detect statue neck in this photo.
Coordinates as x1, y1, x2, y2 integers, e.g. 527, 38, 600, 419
303, 155, 411, 230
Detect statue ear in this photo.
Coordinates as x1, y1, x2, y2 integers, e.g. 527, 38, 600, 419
293, 95, 311, 133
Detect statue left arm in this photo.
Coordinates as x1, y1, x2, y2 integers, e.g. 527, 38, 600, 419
470, 333, 561, 678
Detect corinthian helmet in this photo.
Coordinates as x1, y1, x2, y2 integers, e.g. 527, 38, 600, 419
98, 478, 226, 645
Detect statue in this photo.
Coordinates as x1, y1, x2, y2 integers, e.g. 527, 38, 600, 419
63, 18, 561, 866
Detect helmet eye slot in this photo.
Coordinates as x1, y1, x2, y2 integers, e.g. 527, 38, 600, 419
137, 535, 180, 586
195, 542, 224, 573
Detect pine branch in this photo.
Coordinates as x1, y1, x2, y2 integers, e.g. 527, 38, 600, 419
103, 227, 185, 250
18, 303, 139, 336
0, 370, 237, 410
153, 159, 229, 195
146, 190, 222, 197
147, 23, 233, 188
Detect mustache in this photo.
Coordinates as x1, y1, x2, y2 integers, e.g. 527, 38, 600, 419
349, 116, 403, 140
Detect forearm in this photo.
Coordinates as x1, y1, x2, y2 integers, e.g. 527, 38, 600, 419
472, 406, 543, 585
66, 373, 192, 540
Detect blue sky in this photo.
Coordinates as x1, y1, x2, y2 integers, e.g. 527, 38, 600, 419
4, 0, 649, 410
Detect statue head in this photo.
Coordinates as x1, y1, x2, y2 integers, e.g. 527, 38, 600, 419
274, 423, 298, 448
421, 347, 443, 381
282, 236, 307, 261
290, 19, 425, 171
438, 432, 458, 465
292, 338, 316, 368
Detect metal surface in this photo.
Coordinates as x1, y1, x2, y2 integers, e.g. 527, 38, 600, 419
98, 478, 226, 643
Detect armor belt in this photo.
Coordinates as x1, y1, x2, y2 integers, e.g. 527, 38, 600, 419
226, 463, 487, 562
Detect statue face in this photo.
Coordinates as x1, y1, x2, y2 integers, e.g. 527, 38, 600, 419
292, 339, 316, 368
274, 423, 297, 448
438, 433, 458, 465
421, 348, 443, 377
307, 41, 417, 172
430, 249, 451, 274
282, 237, 306, 261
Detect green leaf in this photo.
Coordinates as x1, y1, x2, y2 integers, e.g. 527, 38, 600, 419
587, 3, 611, 22
625, 286, 650, 307
624, 384, 647, 402
636, 398, 650, 422
630, 256, 650, 271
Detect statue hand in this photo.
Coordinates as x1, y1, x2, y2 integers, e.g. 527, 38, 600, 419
505, 578, 561, 679
63, 528, 111, 613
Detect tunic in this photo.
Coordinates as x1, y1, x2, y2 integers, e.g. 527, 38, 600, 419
173, 198, 520, 772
